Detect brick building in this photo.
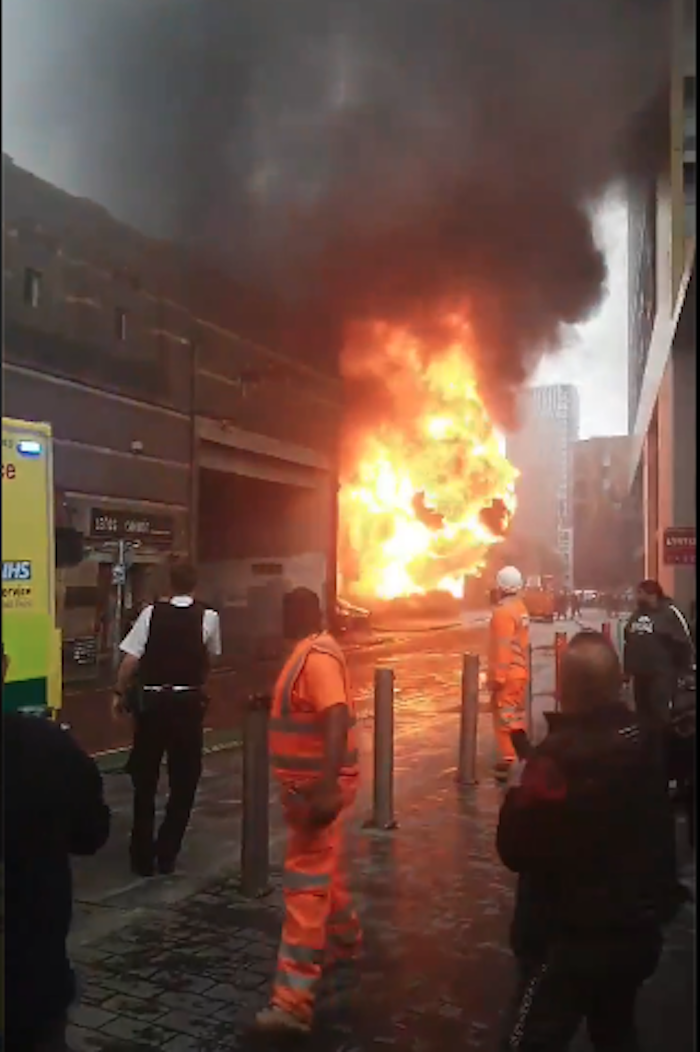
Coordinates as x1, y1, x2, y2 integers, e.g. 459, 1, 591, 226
3, 156, 343, 746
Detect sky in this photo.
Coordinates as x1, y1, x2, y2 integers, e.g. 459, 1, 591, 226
532, 193, 629, 440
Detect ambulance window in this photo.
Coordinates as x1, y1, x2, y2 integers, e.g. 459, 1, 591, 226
23, 268, 42, 308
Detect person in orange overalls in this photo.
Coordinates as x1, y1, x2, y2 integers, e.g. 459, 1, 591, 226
255, 587, 361, 1036
488, 565, 531, 783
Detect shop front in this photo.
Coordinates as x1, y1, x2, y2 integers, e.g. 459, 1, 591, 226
58, 497, 187, 690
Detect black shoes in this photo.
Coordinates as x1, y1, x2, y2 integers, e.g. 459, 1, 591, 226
130, 858, 155, 878
130, 854, 177, 878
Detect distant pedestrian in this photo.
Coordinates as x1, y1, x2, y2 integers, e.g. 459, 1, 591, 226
113, 560, 221, 877
497, 631, 685, 1051
3, 645, 111, 1052
487, 566, 531, 783
256, 587, 361, 1036
571, 591, 582, 619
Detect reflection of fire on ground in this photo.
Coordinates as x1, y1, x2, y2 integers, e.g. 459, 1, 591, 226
339, 320, 518, 603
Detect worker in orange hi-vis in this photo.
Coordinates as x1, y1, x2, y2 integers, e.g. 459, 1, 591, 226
255, 587, 361, 1036
488, 565, 531, 784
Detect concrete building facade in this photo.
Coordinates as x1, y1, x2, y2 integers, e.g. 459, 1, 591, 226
627, 0, 696, 617
3, 157, 343, 700
506, 384, 580, 588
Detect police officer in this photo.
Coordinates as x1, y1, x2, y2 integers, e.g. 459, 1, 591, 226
113, 561, 221, 877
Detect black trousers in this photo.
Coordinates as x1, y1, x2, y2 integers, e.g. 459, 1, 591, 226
128, 691, 204, 869
501, 937, 661, 1052
8, 1014, 69, 1051
632, 674, 674, 731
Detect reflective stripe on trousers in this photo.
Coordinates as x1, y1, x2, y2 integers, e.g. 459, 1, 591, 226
491, 679, 528, 762
271, 803, 361, 1023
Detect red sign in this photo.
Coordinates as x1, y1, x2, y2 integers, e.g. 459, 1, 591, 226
663, 527, 696, 566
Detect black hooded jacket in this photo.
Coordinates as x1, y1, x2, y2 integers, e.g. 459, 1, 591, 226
3, 713, 111, 1043
624, 597, 694, 680
497, 704, 680, 960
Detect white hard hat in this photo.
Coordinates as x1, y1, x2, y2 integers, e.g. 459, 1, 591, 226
496, 565, 524, 594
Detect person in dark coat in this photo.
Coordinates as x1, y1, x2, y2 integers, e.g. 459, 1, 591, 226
623, 579, 694, 733
497, 631, 684, 1051
3, 645, 111, 1051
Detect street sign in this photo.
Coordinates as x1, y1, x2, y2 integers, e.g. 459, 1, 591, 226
89, 508, 174, 547
663, 527, 696, 566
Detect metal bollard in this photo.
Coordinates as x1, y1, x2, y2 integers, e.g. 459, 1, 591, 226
554, 632, 567, 712
525, 645, 534, 739
457, 653, 480, 786
366, 667, 398, 830
240, 693, 272, 898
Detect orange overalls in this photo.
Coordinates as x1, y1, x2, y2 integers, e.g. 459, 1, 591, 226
488, 595, 530, 763
268, 631, 361, 1024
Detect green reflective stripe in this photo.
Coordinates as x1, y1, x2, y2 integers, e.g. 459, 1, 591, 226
272, 754, 324, 772
283, 870, 331, 891
272, 749, 358, 772
270, 717, 320, 736
274, 970, 318, 991
270, 715, 357, 734
279, 941, 324, 965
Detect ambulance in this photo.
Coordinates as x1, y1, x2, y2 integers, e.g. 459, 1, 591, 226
2, 418, 83, 717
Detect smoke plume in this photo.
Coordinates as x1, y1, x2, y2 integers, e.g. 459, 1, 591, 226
6, 0, 670, 420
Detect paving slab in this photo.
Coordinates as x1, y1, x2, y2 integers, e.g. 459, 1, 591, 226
65, 618, 694, 1051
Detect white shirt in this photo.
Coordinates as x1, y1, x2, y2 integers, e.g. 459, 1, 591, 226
119, 596, 222, 660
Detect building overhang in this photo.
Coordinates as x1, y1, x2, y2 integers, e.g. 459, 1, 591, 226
628, 240, 696, 488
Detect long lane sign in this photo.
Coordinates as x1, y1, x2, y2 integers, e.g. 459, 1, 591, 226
663, 527, 696, 566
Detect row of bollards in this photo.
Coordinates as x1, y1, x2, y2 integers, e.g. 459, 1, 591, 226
239, 624, 609, 894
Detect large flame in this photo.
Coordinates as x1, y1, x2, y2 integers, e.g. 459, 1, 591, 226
339, 320, 518, 600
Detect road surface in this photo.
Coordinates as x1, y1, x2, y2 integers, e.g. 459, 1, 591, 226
64, 614, 693, 1051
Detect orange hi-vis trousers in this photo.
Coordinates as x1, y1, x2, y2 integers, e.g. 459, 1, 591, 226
271, 800, 361, 1024
491, 677, 528, 763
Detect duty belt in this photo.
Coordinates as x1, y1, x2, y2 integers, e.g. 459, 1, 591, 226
142, 685, 201, 693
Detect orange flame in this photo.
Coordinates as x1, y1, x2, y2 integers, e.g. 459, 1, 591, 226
339, 320, 518, 600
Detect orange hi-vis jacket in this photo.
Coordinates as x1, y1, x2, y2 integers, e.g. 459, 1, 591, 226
269, 631, 359, 790
488, 595, 530, 685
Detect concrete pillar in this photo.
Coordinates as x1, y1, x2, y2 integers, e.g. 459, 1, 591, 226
670, 338, 697, 615
656, 361, 675, 596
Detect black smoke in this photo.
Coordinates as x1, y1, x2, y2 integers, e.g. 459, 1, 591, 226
5, 0, 670, 417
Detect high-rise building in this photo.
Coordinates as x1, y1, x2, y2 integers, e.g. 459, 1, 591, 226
506, 384, 580, 588
627, 0, 696, 616
573, 436, 642, 589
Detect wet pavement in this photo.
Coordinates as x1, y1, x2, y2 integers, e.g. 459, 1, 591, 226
66, 616, 695, 1051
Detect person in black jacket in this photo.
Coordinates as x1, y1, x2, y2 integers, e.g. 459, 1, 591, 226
623, 579, 694, 732
3, 647, 111, 1051
497, 631, 683, 1052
